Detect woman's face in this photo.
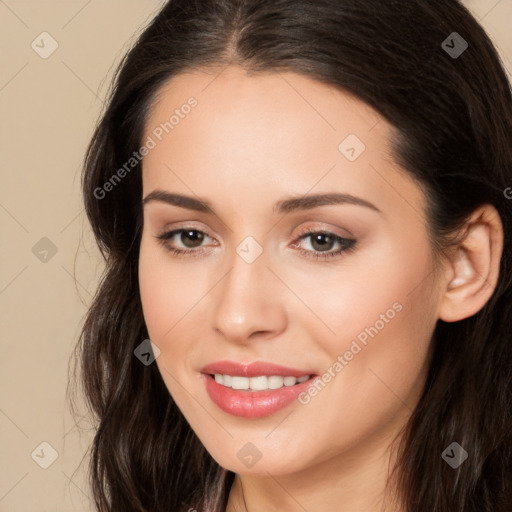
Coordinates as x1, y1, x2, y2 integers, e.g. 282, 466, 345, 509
138, 65, 444, 476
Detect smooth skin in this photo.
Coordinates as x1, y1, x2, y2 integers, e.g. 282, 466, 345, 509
138, 65, 503, 512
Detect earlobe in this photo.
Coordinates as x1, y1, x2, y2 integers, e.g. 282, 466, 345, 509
438, 205, 503, 322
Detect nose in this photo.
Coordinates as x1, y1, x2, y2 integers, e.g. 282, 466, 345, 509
211, 246, 287, 345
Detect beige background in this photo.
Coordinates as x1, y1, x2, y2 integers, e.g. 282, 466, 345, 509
1, 1, 511, 510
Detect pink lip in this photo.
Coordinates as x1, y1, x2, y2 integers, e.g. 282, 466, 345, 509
200, 360, 314, 377
200, 360, 317, 418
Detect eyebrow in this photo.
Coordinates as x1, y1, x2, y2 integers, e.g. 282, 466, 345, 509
142, 190, 381, 215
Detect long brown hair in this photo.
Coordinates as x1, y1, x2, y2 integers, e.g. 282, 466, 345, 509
69, 1, 512, 510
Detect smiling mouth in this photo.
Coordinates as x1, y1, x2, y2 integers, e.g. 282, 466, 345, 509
201, 362, 319, 418
208, 373, 311, 391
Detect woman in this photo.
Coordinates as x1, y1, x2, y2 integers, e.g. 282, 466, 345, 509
71, 0, 512, 510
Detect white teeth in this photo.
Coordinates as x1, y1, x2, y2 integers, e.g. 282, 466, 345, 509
213, 374, 310, 391
283, 376, 297, 386
268, 376, 284, 389
231, 376, 249, 390
249, 376, 268, 390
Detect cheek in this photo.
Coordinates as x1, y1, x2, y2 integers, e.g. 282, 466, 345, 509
138, 235, 215, 406
285, 228, 436, 349
138, 253, 170, 339
138, 241, 200, 404
138, 235, 205, 341
297, 230, 437, 410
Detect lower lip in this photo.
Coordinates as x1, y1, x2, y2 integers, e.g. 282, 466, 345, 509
202, 374, 316, 418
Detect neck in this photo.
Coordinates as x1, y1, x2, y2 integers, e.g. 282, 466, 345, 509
225, 423, 406, 512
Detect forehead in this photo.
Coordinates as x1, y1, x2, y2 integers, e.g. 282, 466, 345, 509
144, 64, 382, 152
140, 65, 424, 219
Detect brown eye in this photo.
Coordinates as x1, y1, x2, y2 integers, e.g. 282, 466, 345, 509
155, 228, 214, 257
308, 232, 336, 252
294, 230, 356, 261
178, 230, 205, 248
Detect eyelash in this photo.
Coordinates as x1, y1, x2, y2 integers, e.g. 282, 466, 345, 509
155, 226, 356, 261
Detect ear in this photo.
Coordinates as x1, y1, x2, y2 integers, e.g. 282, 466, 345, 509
438, 204, 503, 322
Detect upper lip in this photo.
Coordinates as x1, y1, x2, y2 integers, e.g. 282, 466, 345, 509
201, 360, 316, 378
